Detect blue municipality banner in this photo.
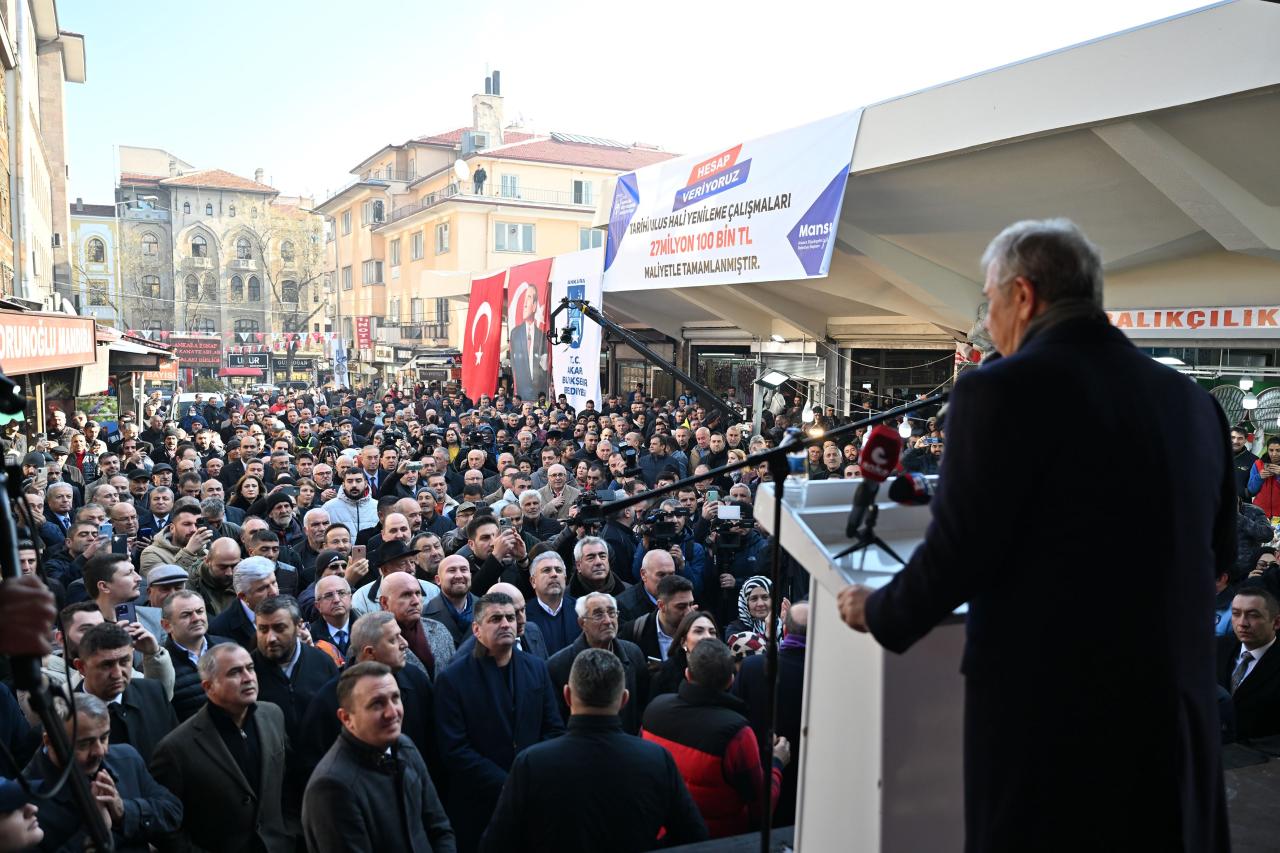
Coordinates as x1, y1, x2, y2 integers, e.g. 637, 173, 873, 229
603, 109, 861, 291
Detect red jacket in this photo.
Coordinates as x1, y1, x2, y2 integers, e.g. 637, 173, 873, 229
1253, 458, 1280, 519
642, 681, 783, 838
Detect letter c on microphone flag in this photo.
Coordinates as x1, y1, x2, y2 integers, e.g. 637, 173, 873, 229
462, 271, 507, 398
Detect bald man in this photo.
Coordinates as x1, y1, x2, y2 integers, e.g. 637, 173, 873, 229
350, 532, 440, 620
379, 570, 454, 681
454, 580, 549, 661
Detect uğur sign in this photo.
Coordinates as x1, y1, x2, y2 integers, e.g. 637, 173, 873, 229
1106, 306, 1280, 338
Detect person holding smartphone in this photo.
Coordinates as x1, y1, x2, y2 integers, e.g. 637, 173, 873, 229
1248, 436, 1280, 521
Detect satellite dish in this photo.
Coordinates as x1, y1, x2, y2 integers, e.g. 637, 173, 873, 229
453, 159, 470, 181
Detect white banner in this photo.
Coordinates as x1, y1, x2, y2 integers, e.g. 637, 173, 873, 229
550, 248, 603, 411
331, 336, 350, 388
602, 109, 861, 292
1106, 306, 1280, 338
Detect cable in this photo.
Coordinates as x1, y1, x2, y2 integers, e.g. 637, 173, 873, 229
811, 335, 957, 371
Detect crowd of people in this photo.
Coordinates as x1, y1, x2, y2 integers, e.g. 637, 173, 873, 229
0, 380, 856, 852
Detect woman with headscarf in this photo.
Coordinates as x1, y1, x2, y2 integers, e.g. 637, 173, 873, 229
724, 575, 774, 639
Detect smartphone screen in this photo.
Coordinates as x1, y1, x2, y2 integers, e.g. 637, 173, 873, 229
718, 504, 741, 521
351, 544, 366, 562
111, 534, 129, 555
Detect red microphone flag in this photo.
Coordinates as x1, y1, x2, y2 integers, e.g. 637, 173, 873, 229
859, 424, 903, 483
461, 271, 507, 398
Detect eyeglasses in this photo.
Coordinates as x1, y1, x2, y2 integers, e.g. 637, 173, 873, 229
317, 589, 351, 601
1258, 560, 1277, 569
585, 608, 618, 622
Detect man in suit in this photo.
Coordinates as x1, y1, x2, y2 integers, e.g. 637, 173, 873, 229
546, 591, 649, 734
481, 649, 707, 851
160, 588, 232, 721
1218, 587, 1280, 740
73, 621, 177, 765
617, 548, 674, 624
299, 611, 438, 781
251, 595, 340, 748
434, 591, 565, 852
509, 284, 548, 400
623, 574, 697, 664
839, 219, 1234, 852
150, 643, 294, 853
208, 557, 279, 651
455, 582, 549, 661
525, 551, 580, 655
302, 662, 455, 852
23, 693, 182, 852
309, 574, 353, 660
537, 464, 579, 521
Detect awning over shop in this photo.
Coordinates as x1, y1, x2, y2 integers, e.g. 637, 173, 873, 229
98, 326, 175, 372
218, 367, 264, 378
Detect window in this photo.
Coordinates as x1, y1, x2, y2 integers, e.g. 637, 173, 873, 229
251, 207, 258, 218
579, 228, 604, 250
183, 201, 191, 214
144, 319, 163, 333
231, 275, 244, 301
229, 204, 236, 217
88, 280, 108, 305
341, 266, 352, 290
388, 297, 400, 322
205, 203, 213, 216
435, 223, 449, 254
234, 319, 259, 333
573, 180, 594, 206
236, 237, 252, 260
410, 231, 424, 260
312, 284, 319, 303
362, 260, 383, 285
495, 221, 534, 253
500, 174, 520, 199
86, 238, 105, 263
410, 297, 424, 323
248, 276, 261, 301
341, 211, 351, 234
141, 232, 159, 256
360, 200, 385, 225
435, 297, 450, 323
191, 235, 207, 258
142, 275, 160, 299
281, 280, 298, 302
188, 318, 215, 333
280, 241, 295, 263
389, 238, 401, 267
184, 275, 199, 299
202, 273, 217, 300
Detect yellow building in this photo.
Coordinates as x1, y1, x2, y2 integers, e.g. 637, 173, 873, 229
316, 75, 673, 382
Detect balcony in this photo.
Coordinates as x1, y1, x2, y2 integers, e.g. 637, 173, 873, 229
187, 256, 213, 269
122, 207, 169, 223
229, 257, 257, 271
382, 182, 592, 227
400, 320, 450, 341
361, 169, 414, 183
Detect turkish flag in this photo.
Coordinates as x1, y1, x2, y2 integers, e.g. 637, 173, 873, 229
462, 271, 506, 398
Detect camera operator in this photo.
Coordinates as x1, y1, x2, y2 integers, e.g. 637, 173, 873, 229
705, 498, 770, 621
632, 499, 707, 600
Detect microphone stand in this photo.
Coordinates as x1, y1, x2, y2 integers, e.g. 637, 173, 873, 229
1, 456, 113, 848
583, 392, 947, 853
832, 501, 907, 564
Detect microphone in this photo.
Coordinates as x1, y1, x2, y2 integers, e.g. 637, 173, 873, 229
845, 424, 902, 537
888, 472, 935, 506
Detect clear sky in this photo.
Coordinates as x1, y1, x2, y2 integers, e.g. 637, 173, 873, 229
62, 0, 1212, 204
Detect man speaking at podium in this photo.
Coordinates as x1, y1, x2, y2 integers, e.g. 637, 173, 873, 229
839, 219, 1232, 853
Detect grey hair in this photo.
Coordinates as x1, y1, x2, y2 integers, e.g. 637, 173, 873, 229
232, 556, 276, 594
46, 482, 72, 497
200, 497, 225, 519
303, 508, 329, 525
573, 535, 608, 563
197, 642, 242, 681
568, 647, 625, 709
575, 591, 617, 619
518, 489, 541, 505
349, 611, 395, 657
528, 551, 564, 574
980, 218, 1103, 308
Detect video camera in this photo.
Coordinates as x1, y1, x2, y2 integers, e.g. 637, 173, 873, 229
637, 506, 690, 550
711, 502, 754, 551
466, 429, 488, 449
570, 490, 604, 533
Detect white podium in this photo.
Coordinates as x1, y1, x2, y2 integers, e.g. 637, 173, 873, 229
754, 478, 965, 853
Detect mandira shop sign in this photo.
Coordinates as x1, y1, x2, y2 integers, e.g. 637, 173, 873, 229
1106, 306, 1280, 338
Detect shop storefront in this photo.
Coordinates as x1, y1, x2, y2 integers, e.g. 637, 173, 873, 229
0, 310, 99, 432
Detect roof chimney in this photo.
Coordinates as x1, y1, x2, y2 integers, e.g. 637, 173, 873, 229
472, 72, 505, 147
75, 197, 82, 211
491, 70, 500, 96
254, 168, 264, 184
168, 158, 178, 177
484, 75, 492, 95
